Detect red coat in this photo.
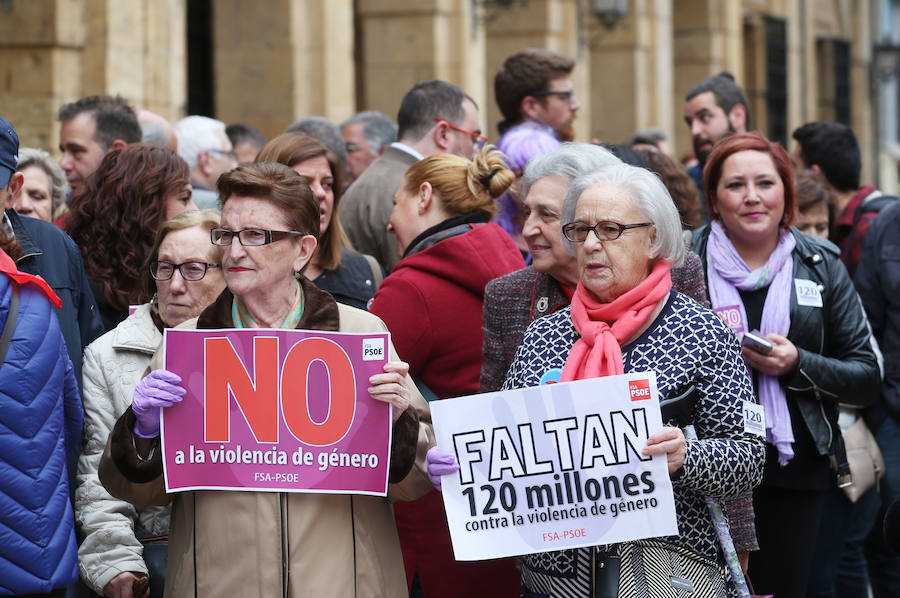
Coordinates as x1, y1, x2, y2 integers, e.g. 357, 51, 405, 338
370, 221, 524, 399
369, 221, 524, 598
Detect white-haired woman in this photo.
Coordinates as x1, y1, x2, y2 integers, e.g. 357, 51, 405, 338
14, 147, 69, 222
487, 162, 765, 596
479, 143, 710, 394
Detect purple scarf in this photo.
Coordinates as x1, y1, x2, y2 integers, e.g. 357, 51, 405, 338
706, 221, 797, 466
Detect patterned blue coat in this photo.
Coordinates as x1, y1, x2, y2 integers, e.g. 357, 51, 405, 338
504, 291, 765, 598
0, 274, 81, 595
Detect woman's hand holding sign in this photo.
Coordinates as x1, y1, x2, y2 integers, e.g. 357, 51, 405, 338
426, 447, 459, 491
643, 425, 687, 475
367, 360, 412, 423
132, 369, 186, 438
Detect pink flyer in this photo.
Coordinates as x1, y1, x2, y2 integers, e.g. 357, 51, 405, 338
161, 328, 391, 496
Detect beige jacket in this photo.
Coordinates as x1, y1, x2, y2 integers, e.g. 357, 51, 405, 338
76, 304, 170, 594
99, 284, 434, 597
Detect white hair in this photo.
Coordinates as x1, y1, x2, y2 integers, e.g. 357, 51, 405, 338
174, 116, 227, 170
561, 163, 685, 267
521, 143, 621, 200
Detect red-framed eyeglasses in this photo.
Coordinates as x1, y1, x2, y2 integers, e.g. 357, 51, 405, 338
433, 116, 487, 149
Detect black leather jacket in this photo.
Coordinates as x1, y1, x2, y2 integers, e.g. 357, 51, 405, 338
692, 226, 880, 475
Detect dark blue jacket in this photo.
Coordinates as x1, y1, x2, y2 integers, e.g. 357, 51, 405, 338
0, 274, 82, 595
855, 199, 900, 424
7, 209, 105, 386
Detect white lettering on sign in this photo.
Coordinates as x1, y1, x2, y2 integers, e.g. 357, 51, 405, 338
362, 338, 385, 361
794, 279, 823, 308
714, 305, 745, 334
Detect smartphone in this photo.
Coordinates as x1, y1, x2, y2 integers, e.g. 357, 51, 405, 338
741, 330, 774, 355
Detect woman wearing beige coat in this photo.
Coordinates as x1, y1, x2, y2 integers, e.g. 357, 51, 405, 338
77, 210, 226, 597
98, 163, 433, 597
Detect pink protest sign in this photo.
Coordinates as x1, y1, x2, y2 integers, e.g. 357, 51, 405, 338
161, 328, 391, 496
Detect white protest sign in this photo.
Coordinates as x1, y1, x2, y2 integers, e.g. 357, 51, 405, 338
430, 372, 678, 561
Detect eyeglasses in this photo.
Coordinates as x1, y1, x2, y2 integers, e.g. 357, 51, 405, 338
532, 90, 576, 103
211, 228, 305, 247
433, 117, 487, 150
150, 260, 221, 281
207, 148, 238, 161
562, 221, 654, 243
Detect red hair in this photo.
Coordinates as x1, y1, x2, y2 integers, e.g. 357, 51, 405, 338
66, 144, 190, 311
702, 132, 798, 229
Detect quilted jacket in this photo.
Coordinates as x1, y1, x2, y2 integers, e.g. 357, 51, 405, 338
76, 303, 170, 594
0, 272, 82, 595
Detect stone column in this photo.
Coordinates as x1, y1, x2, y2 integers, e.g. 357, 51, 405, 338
0, 0, 186, 150
0, 0, 85, 149
588, 0, 674, 146
213, 0, 355, 138
672, 0, 743, 157
354, 0, 485, 131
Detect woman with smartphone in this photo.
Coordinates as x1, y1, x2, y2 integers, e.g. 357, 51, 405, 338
689, 132, 879, 597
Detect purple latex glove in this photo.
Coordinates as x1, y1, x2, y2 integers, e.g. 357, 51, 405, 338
426, 446, 459, 491
132, 370, 186, 438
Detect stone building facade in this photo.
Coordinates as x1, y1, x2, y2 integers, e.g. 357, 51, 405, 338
1, 0, 895, 186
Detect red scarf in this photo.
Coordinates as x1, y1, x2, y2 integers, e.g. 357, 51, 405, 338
0, 248, 61, 308
560, 260, 671, 382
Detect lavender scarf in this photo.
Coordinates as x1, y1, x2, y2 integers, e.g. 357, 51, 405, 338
707, 221, 797, 465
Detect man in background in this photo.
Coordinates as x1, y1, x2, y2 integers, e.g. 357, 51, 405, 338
494, 48, 580, 142
341, 111, 397, 185
174, 116, 238, 210
340, 80, 483, 273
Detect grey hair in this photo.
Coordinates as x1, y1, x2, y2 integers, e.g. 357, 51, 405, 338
561, 163, 685, 267
15, 147, 69, 218
521, 143, 621, 200
174, 116, 227, 170
341, 111, 397, 156
286, 116, 347, 167
141, 120, 170, 146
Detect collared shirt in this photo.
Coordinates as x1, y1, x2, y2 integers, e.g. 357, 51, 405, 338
389, 142, 424, 161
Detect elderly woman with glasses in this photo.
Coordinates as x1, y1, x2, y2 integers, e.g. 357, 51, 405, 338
256, 133, 383, 310
98, 163, 433, 597
434, 161, 766, 596
75, 210, 226, 598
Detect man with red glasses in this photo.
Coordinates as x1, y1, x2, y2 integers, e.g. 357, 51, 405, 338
494, 48, 581, 142
340, 79, 482, 272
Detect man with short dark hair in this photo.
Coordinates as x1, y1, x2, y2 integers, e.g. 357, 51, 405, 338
339, 80, 482, 272
226, 123, 267, 165
1, 116, 104, 389
494, 48, 580, 142
683, 72, 750, 193
58, 95, 141, 194
340, 111, 397, 185
791, 121, 894, 278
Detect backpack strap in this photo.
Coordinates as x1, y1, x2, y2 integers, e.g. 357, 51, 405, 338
0, 282, 20, 365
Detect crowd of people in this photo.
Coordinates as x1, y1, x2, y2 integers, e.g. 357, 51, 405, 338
0, 46, 899, 598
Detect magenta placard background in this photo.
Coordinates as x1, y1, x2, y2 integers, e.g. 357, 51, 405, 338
161, 328, 391, 496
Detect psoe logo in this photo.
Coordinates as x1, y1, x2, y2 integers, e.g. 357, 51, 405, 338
629, 379, 651, 401
362, 338, 385, 361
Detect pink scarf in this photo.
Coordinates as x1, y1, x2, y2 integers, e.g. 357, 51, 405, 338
561, 260, 672, 382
